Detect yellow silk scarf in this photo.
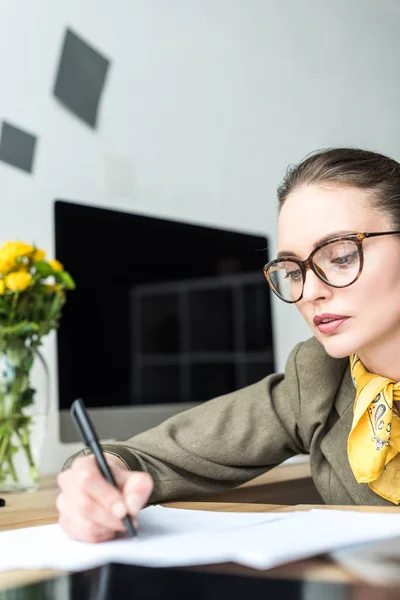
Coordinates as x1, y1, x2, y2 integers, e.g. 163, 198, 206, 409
348, 354, 400, 504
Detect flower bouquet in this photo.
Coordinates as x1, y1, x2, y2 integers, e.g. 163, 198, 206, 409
0, 241, 75, 491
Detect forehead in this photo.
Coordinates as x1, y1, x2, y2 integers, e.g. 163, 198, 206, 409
277, 184, 386, 256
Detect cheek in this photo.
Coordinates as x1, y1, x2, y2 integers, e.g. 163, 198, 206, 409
358, 255, 400, 299
295, 302, 310, 323
296, 303, 306, 317
343, 257, 400, 317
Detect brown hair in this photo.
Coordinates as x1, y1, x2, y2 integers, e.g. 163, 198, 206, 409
277, 148, 400, 226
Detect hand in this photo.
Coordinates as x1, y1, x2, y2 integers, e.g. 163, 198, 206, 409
56, 453, 154, 543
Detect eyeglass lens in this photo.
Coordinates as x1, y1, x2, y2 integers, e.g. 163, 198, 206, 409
267, 239, 360, 302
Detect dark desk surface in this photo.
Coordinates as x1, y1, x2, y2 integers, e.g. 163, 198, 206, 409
2, 563, 400, 600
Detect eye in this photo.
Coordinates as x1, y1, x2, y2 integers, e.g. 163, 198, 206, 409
284, 268, 302, 281
331, 251, 358, 267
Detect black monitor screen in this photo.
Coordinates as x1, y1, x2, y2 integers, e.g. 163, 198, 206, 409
55, 200, 274, 410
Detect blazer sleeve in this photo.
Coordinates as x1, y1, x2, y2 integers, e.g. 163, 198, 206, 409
62, 343, 307, 503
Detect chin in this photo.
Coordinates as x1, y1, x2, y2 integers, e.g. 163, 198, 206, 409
316, 333, 357, 359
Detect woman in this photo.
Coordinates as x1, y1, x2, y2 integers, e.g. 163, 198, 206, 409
58, 147, 400, 542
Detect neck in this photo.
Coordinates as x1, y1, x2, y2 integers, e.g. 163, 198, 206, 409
357, 334, 400, 381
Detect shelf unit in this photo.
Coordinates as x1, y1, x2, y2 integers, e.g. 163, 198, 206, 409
130, 271, 274, 405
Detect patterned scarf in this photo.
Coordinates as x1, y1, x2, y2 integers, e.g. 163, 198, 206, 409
348, 354, 400, 504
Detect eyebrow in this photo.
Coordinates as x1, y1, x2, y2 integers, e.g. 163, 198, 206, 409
277, 230, 356, 259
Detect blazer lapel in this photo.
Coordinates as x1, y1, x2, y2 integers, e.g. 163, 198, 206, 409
320, 364, 391, 505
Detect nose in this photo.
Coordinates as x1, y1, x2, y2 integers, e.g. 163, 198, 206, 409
301, 268, 333, 303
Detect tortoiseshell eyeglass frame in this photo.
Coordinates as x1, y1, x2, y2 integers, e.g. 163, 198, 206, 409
263, 230, 400, 304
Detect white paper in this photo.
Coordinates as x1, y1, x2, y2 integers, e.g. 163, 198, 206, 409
0, 506, 288, 572
2, 506, 400, 573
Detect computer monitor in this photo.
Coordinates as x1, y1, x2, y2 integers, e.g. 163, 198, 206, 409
55, 200, 274, 443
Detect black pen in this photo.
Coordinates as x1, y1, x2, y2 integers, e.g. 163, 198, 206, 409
70, 398, 137, 538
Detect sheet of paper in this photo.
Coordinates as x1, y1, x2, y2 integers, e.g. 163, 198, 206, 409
0, 506, 288, 572
3, 506, 400, 573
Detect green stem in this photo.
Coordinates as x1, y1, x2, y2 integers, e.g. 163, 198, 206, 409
16, 426, 39, 483
0, 433, 11, 483
0, 342, 44, 488
7, 382, 18, 420
6, 453, 18, 482
0, 433, 9, 466
8, 292, 20, 326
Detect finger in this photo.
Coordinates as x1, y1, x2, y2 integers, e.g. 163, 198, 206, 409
59, 513, 114, 543
56, 491, 126, 533
123, 471, 154, 516
60, 458, 129, 521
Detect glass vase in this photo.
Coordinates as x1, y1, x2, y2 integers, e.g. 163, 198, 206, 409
0, 339, 49, 492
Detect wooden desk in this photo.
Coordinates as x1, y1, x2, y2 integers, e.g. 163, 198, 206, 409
0, 463, 395, 592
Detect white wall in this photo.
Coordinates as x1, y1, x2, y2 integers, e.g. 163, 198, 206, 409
1, 0, 400, 474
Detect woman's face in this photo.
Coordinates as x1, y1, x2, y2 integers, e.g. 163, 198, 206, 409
277, 184, 400, 359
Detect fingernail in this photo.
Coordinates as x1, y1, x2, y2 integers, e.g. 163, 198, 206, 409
127, 493, 142, 514
112, 501, 127, 518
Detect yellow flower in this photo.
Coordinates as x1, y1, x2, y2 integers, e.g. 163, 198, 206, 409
0, 241, 33, 258
0, 252, 14, 275
0, 241, 34, 275
33, 248, 46, 262
5, 271, 32, 291
48, 259, 63, 272
0, 280, 4, 295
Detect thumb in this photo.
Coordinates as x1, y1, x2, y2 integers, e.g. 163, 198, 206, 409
122, 471, 154, 517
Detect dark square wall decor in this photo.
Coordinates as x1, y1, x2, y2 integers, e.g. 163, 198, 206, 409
0, 121, 37, 173
53, 28, 111, 128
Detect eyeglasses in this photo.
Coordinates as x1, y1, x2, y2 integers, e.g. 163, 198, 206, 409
263, 230, 400, 304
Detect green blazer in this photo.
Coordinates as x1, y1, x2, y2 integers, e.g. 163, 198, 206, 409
64, 337, 396, 506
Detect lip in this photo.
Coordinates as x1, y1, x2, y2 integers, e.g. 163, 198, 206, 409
313, 313, 350, 335
313, 313, 350, 326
